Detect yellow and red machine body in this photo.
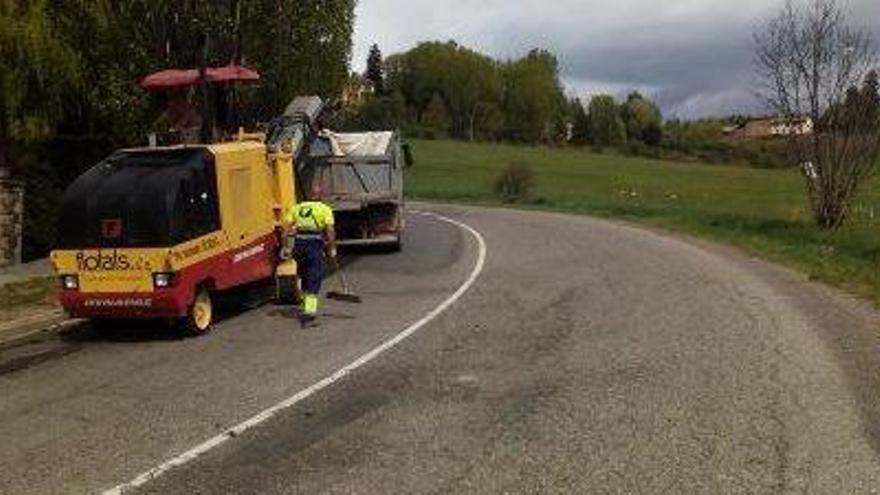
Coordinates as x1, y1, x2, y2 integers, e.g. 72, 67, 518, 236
51, 139, 297, 321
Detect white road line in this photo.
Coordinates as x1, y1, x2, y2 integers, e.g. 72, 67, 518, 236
104, 211, 487, 494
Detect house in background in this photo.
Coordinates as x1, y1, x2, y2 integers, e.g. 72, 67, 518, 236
767, 117, 814, 136
725, 116, 815, 139
342, 75, 375, 110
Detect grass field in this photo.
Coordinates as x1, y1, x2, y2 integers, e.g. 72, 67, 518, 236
405, 139, 880, 303
0, 277, 56, 313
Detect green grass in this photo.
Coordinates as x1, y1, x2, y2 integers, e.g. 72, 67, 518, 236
0, 277, 56, 312
405, 139, 880, 303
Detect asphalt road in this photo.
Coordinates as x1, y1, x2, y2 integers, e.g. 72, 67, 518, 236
3, 204, 880, 494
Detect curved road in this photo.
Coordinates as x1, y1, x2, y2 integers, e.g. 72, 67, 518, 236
2, 204, 880, 494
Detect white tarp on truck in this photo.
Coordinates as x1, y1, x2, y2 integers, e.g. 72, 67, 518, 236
319, 131, 394, 157
302, 130, 402, 201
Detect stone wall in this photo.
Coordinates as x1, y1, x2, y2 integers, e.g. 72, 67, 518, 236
0, 173, 24, 267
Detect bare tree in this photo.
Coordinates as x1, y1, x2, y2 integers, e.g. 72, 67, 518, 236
755, 0, 879, 230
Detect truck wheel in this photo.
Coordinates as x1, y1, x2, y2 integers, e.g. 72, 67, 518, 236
185, 288, 214, 336
388, 232, 403, 252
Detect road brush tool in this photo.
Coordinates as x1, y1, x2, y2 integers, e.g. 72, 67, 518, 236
326, 256, 362, 303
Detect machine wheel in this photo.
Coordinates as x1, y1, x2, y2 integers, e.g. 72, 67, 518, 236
276, 276, 300, 305
184, 288, 214, 336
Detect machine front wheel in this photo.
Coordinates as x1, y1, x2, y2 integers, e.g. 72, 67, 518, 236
184, 288, 214, 336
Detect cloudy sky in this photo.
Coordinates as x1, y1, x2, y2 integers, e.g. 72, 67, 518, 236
353, 0, 880, 119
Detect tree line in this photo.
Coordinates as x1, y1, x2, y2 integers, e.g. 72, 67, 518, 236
349, 41, 664, 148
1, 0, 355, 172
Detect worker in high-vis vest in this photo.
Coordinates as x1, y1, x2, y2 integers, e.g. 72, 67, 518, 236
285, 186, 336, 324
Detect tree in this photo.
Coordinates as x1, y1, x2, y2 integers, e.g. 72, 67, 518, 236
755, 0, 879, 230
387, 41, 502, 141
588, 95, 626, 146
382, 42, 570, 143
0, 0, 80, 172
50, 1, 157, 147
2, 1, 358, 260
621, 92, 662, 145
474, 102, 505, 141
570, 98, 591, 145
421, 93, 451, 136
832, 70, 880, 130
366, 43, 385, 95
447, 46, 502, 141
642, 123, 663, 146
502, 49, 568, 144
242, 0, 356, 120
351, 90, 411, 131
865, 71, 880, 117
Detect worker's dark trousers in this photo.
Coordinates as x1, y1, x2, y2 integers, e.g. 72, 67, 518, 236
294, 236, 325, 315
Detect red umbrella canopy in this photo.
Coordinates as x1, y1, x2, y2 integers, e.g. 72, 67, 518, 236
139, 69, 200, 91
206, 65, 260, 83
139, 65, 260, 92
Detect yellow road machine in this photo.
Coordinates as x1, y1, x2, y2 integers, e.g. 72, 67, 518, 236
50, 69, 321, 334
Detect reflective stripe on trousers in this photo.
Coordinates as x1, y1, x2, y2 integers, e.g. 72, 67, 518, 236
302, 293, 319, 316
295, 233, 323, 240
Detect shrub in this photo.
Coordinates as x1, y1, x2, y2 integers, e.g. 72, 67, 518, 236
621, 141, 647, 157
642, 123, 663, 146
493, 162, 536, 203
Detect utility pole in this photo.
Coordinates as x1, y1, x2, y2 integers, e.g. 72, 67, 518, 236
199, 32, 213, 144
233, 0, 242, 65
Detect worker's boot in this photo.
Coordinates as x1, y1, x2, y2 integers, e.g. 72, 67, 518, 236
300, 294, 319, 327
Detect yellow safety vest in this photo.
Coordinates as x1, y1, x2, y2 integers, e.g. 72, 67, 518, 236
286, 201, 334, 233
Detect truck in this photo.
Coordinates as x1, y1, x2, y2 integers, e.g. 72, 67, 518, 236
50, 68, 319, 334
298, 130, 409, 250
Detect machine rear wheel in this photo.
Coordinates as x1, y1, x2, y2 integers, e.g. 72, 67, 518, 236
184, 288, 214, 336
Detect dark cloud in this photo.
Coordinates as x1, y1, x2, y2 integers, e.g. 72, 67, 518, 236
557, 21, 762, 117
355, 0, 880, 119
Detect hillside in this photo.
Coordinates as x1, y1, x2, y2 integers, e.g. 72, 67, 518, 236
406, 139, 880, 302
